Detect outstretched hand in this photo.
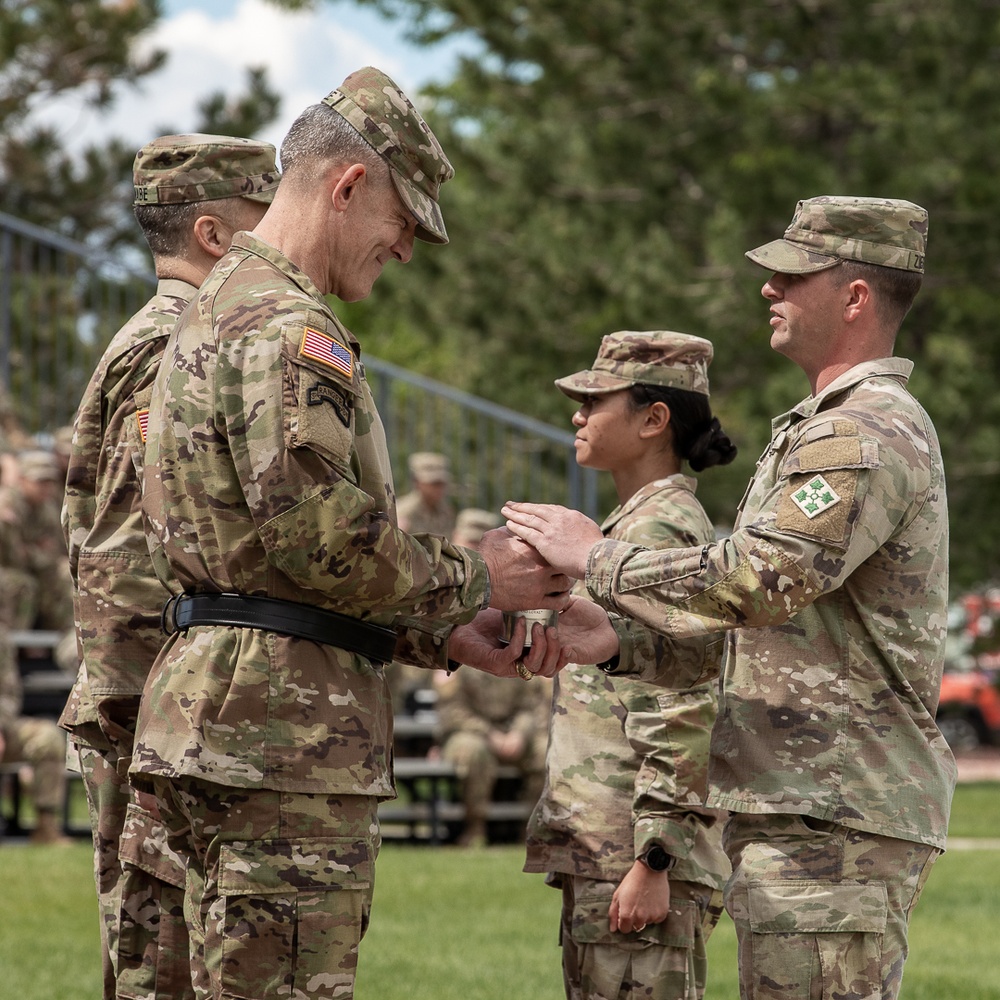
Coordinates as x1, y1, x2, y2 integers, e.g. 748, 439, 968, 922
449, 609, 567, 679
501, 502, 603, 579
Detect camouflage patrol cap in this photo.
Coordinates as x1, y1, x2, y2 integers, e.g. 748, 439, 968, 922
555, 331, 714, 402
321, 66, 454, 245
133, 134, 280, 206
453, 508, 502, 546
17, 449, 61, 481
408, 451, 451, 484
746, 195, 928, 274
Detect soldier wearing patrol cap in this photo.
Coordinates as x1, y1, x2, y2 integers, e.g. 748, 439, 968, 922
523, 331, 735, 1000
58, 133, 279, 1000
504, 196, 952, 1000
131, 68, 569, 1000
396, 450, 457, 536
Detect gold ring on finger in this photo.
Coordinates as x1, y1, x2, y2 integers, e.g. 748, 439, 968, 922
514, 660, 533, 681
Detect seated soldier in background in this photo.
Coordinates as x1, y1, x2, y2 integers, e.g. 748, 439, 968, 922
395, 450, 457, 535
434, 508, 549, 846
0, 449, 70, 844
0, 628, 69, 844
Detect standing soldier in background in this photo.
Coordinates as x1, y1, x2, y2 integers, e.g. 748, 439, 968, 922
59, 134, 279, 1000
132, 68, 569, 1000
395, 450, 457, 535
505, 197, 955, 1000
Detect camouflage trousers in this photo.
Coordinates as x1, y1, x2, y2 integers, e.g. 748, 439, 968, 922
441, 730, 546, 821
2, 716, 66, 811
77, 744, 193, 1000
149, 776, 379, 1000
722, 813, 941, 1000
558, 874, 725, 1000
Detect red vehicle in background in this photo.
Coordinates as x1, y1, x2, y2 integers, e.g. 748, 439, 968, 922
936, 588, 1000, 751
936, 667, 1000, 752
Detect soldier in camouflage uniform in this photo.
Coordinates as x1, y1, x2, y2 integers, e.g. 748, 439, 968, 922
523, 332, 735, 1000
505, 197, 955, 1000
395, 451, 457, 536
58, 134, 279, 1000
433, 506, 548, 847
131, 67, 569, 1000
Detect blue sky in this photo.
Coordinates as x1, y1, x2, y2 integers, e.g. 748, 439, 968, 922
29, 0, 475, 156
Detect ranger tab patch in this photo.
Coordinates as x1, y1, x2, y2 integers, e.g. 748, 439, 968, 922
299, 327, 354, 379
790, 475, 841, 519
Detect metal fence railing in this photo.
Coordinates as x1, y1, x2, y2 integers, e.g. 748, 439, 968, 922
0, 211, 599, 519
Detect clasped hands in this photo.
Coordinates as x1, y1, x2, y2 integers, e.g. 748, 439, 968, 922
447, 504, 620, 679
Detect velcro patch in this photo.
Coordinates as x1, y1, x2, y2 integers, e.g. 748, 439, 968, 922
307, 379, 352, 427
136, 408, 150, 444
789, 475, 841, 519
299, 327, 354, 379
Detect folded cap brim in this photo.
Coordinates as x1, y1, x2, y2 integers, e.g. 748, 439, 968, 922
554, 370, 633, 402
243, 185, 279, 205
390, 171, 448, 245
746, 239, 843, 274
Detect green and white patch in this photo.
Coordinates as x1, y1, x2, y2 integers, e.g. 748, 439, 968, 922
790, 475, 841, 519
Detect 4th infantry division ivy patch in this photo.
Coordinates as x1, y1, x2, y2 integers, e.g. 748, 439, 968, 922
790, 475, 841, 519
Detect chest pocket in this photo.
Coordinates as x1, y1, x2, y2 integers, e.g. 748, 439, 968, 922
775, 418, 879, 548
282, 322, 359, 474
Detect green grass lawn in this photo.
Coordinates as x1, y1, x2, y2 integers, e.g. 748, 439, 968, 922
1, 782, 996, 999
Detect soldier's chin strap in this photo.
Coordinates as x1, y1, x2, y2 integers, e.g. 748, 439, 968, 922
160, 591, 398, 664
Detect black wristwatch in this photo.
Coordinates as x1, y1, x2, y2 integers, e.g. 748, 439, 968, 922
638, 845, 677, 872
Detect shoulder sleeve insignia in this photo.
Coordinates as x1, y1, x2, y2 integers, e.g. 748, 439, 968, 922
789, 474, 841, 519
136, 407, 150, 444
306, 379, 353, 427
299, 326, 354, 379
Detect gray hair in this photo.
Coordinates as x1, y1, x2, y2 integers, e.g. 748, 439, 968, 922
279, 103, 389, 186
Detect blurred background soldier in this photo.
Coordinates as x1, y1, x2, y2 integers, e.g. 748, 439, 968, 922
0, 449, 71, 844
435, 506, 548, 847
1, 449, 73, 634
396, 450, 457, 535
0, 632, 68, 844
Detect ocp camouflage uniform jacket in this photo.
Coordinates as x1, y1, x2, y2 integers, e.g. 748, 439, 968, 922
525, 476, 728, 890
59, 279, 195, 757
590, 359, 956, 849
131, 232, 488, 796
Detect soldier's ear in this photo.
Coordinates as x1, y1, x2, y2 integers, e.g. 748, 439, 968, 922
331, 163, 368, 212
191, 214, 230, 259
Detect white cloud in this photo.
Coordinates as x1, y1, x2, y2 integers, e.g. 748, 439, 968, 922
26, 0, 466, 157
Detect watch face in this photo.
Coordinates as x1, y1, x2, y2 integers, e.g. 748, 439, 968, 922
644, 846, 673, 872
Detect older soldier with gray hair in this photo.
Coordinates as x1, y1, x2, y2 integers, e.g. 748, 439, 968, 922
59, 133, 279, 1000
131, 67, 569, 1000
504, 196, 954, 1000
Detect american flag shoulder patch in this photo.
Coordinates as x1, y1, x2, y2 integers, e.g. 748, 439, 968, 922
136, 407, 150, 444
299, 326, 354, 379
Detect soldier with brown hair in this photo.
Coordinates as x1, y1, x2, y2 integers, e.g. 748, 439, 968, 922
505, 197, 954, 1000
59, 133, 279, 1000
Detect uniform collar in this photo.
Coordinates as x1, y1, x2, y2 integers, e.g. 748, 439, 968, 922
231, 231, 327, 307
155, 277, 198, 300
601, 474, 698, 534
773, 357, 914, 434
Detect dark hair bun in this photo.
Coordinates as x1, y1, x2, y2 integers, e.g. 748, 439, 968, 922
687, 417, 738, 472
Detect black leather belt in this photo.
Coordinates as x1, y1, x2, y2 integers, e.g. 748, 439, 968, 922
163, 592, 397, 664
